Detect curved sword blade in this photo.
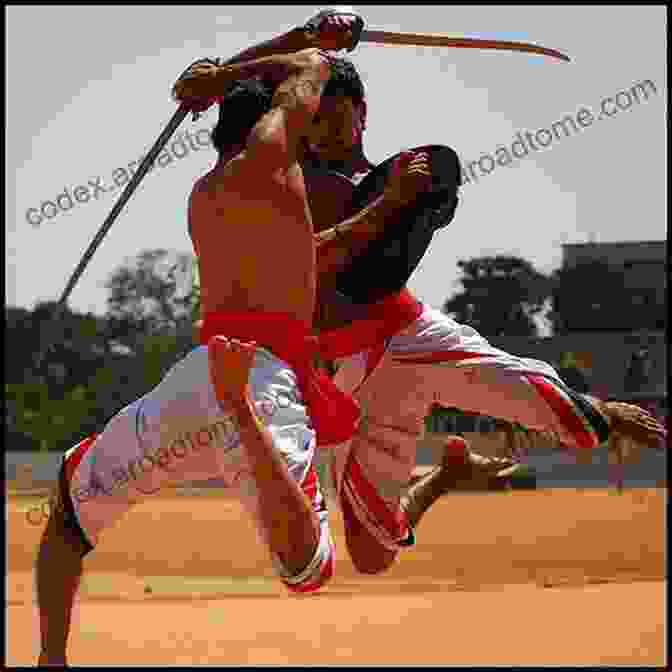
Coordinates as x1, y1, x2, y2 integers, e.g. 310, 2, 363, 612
360, 30, 571, 62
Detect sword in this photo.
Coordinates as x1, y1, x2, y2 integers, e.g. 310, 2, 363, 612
311, 8, 570, 61
34, 105, 190, 375
58, 104, 191, 308
360, 30, 570, 62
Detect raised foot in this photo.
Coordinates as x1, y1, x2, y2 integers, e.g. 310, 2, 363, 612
208, 336, 257, 410
600, 401, 667, 450
401, 437, 524, 529
438, 436, 522, 490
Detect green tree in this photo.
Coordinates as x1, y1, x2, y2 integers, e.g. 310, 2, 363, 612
5, 381, 100, 453
442, 256, 551, 337
105, 248, 199, 344
6, 249, 200, 454
550, 260, 630, 333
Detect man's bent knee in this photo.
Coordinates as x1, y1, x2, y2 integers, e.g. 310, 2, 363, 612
276, 524, 336, 594
341, 488, 399, 574
348, 538, 398, 575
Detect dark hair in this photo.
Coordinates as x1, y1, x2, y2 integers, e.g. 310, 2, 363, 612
323, 57, 366, 105
211, 58, 367, 154
211, 77, 275, 154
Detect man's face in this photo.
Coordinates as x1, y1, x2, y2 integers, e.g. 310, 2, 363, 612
305, 95, 365, 162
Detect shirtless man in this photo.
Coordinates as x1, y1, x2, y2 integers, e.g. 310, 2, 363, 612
35, 11, 431, 665
187, 32, 664, 577
300, 56, 667, 572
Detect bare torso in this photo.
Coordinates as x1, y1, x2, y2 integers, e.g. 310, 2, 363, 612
189, 151, 316, 324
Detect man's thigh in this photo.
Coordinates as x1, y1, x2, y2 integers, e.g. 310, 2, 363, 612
70, 345, 314, 546
384, 307, 566, 429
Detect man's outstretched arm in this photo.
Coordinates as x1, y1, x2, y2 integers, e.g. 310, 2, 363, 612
221, 9, 359, 65
172, 9, 360, 103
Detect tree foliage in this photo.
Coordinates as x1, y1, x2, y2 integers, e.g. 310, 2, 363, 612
5, 301, 127, 452
550, 260, 628, 333
442, 255, 552, 337
6, 249, 200, 453
105, 248, 199, 336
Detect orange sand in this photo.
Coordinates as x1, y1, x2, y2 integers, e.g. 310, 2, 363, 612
6, 488, 666, 665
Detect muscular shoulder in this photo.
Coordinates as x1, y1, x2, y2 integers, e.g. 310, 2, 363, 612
190, 156, 254, 201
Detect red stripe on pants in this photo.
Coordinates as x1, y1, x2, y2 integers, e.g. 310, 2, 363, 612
526, 374, 597, 449
392, 350, 498, 365
343, 454, 408, 542
64, 434, 98, 483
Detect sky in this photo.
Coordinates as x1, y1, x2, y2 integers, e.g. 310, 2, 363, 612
6, 5, 668, 318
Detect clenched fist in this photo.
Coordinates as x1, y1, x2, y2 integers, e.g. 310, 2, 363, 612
171, 58, 222, 113
301, 8, 365, 52
382, 151, 432, 208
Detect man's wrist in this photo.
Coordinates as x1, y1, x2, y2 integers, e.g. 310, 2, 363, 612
369, 194, 404, 230
381, 190, 412, 210
339, 195, 397, 241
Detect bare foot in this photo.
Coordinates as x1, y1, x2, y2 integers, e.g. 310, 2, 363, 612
401, 437, 524, 530
463, 451, 522, 478
406, 437, 522, 493
442, 437, 521, 482
598, 400, 667, 450
208, 336, 257, 410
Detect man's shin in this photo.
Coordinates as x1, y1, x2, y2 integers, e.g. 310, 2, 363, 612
36, 505, 88, 665
341, 486, 399, 574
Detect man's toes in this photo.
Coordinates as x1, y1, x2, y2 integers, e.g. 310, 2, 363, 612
229, 338, 256, 353
242, 340, 257, 353
210, 335, 232, 351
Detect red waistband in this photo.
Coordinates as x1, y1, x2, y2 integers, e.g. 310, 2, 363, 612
319, 288, 423, 360
199, 311, 317, 365
199, 311, 360, 446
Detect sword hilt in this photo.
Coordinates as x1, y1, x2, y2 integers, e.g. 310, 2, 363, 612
299, 8, 365, 52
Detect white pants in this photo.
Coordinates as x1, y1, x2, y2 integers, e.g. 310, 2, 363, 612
64, 345, 334, 591
328, 305, 606, 545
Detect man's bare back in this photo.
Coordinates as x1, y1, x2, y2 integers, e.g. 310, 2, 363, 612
189, 146, 315, 323
175, 46, 346, 325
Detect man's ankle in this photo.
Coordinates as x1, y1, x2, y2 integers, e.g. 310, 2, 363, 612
38, 651, 67, 666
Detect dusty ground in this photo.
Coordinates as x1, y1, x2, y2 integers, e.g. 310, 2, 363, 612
6, 488, 667, 666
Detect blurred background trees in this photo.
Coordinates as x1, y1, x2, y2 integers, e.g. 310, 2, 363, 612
8, 248, 664, 457
442, 255, 552, 338
5, 249, 200, 453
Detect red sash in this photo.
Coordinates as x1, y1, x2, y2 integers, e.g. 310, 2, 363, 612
319, 288, 423, 360
200, 311, 360, 446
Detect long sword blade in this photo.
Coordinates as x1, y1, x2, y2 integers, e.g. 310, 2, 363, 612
360, 30, 571, 62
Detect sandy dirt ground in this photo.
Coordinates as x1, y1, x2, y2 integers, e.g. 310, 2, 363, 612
6, 488, 667, 666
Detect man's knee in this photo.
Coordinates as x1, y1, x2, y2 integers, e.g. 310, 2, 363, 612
282, 552, 335, 593
277, 525, 336, 594
347, 534, 398, 574
341, 487, 399, 575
